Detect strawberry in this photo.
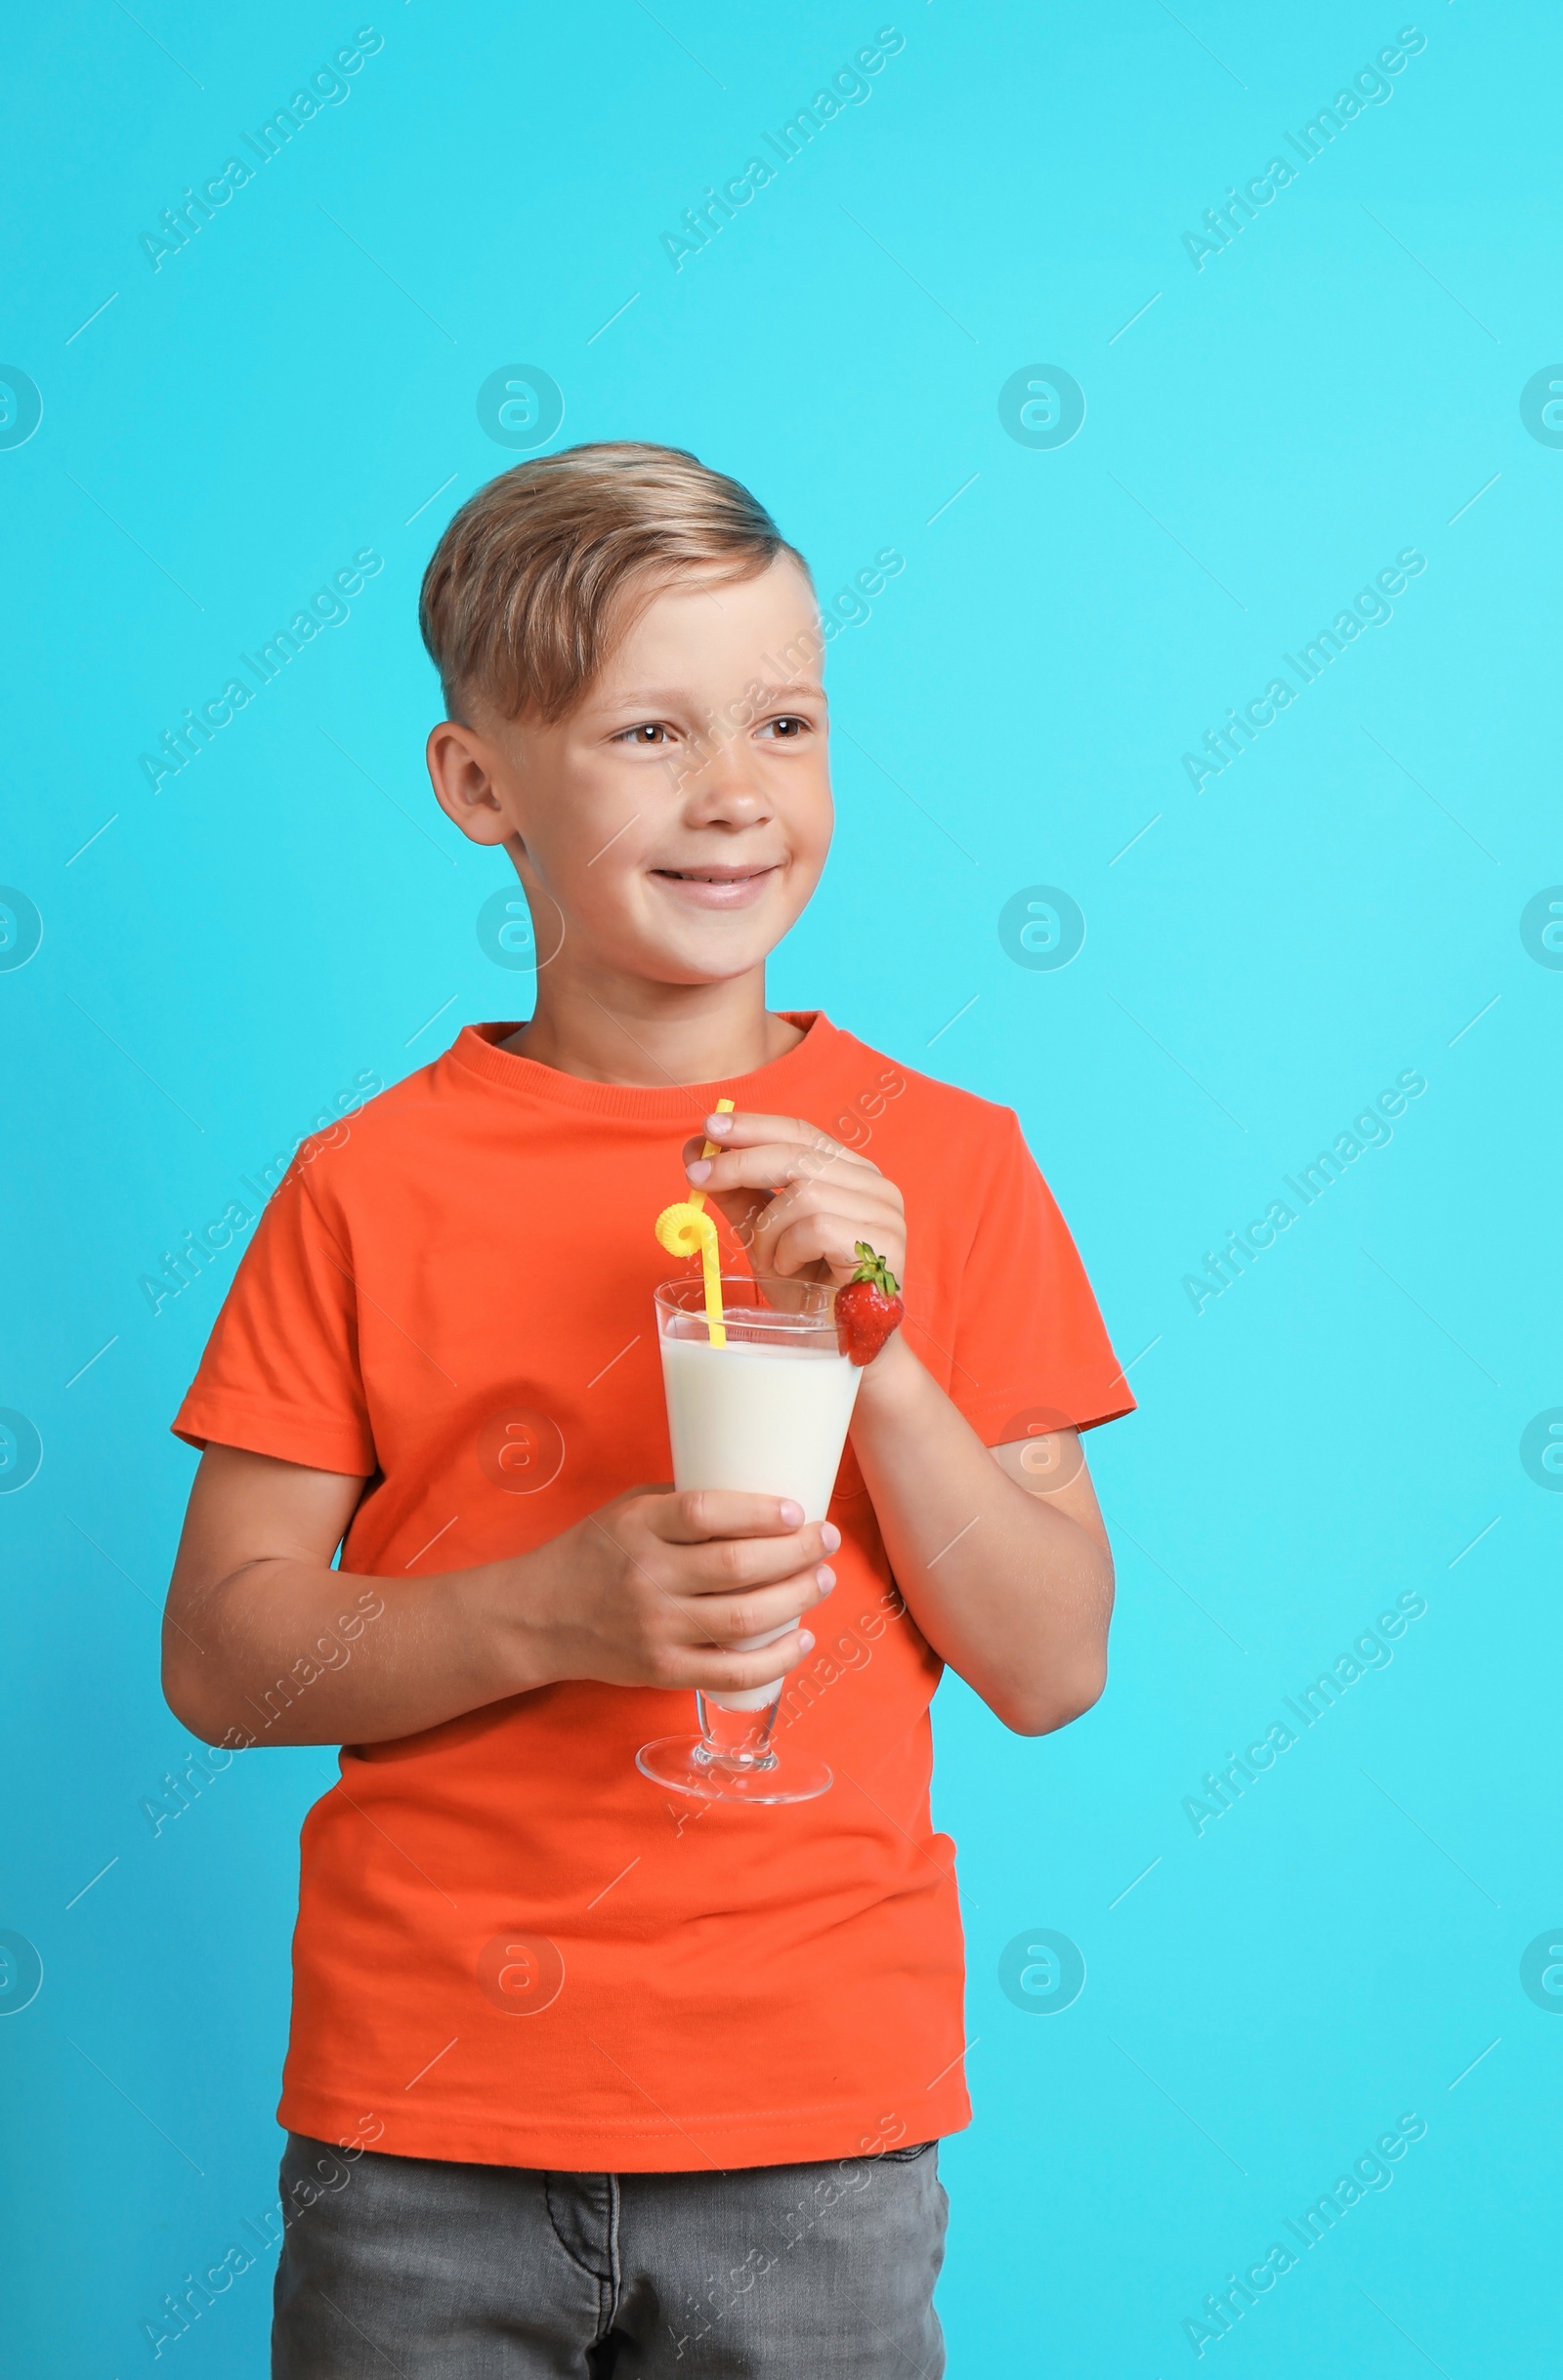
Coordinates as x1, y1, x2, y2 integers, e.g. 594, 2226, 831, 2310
835, 1242, 904, 1366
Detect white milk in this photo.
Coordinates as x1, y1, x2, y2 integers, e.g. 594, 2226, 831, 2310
659, 1331, 861, 1710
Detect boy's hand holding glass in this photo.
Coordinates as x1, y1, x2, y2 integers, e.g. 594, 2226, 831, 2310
501, 1485, 839, 1699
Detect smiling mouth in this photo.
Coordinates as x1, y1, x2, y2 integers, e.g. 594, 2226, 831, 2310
652, 864, 780, 880
649, 862, 782, 905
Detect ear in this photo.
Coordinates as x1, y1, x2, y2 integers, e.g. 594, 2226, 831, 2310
425, 720, 518, 850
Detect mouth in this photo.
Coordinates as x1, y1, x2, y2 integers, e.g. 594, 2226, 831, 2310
648, 862, 782, 909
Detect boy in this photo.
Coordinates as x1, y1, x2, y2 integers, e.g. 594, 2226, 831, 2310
164, 441, 1134, 2378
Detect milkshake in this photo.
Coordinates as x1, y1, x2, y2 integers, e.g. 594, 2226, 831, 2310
660, 1323, 861, 1710
638, 1274, 859, 1804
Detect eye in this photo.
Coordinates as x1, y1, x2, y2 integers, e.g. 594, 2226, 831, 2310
761, 715, 810, 741
615, 721, 673, 747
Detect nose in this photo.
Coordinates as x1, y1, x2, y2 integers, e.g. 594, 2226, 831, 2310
675, 716, 773, 827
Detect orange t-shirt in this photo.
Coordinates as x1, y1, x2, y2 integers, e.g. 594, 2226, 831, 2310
174, 1015, 1133, 2172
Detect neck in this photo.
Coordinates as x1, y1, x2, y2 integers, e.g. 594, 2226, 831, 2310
502, 959, 804, 1087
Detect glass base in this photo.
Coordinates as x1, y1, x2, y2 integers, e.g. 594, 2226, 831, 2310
636, 1734, 833, 1806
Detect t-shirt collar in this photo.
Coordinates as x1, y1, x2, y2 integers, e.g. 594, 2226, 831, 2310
440, 1011, 840, 1123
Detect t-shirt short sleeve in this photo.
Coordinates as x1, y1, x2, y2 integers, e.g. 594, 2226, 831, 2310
172, 1159, 376, 1476
946, 1109, 1135, 1445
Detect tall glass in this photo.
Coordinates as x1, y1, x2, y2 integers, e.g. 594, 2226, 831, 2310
636, 1276, 861, 1805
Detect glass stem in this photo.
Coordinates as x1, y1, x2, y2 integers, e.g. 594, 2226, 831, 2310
696, 1694, 781, 1767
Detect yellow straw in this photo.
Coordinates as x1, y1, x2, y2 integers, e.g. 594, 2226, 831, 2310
655, 1203, 724, 1344
655, 1097, 736, 1347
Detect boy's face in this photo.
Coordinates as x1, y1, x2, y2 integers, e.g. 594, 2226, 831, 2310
428, 555, 831, 990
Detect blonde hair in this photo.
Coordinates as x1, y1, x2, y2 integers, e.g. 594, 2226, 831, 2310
418, 440, 811, 723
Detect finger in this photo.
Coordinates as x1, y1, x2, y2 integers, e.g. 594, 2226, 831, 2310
697, 1184, 772, 1247
747, 1179, 904, 1244
684, 1120, 872, 1172
740, 1184, 901, 1266
680, 1532, 838, 1596
699, 1112, 881, 1172
750, 1184, 903, 1256
672, 1625, 818, 1696
652, 1488, 808, 1544
743, 1162, 902, 1218
766, 1216, 890, 1281
686, 1140, 879, 1199
678, 1565, 837, 1643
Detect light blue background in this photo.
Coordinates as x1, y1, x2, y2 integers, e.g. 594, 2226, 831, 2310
3, 3, 1558, 2370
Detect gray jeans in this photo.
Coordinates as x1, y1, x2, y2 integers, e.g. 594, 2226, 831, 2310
273, 2132, 946, 2378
